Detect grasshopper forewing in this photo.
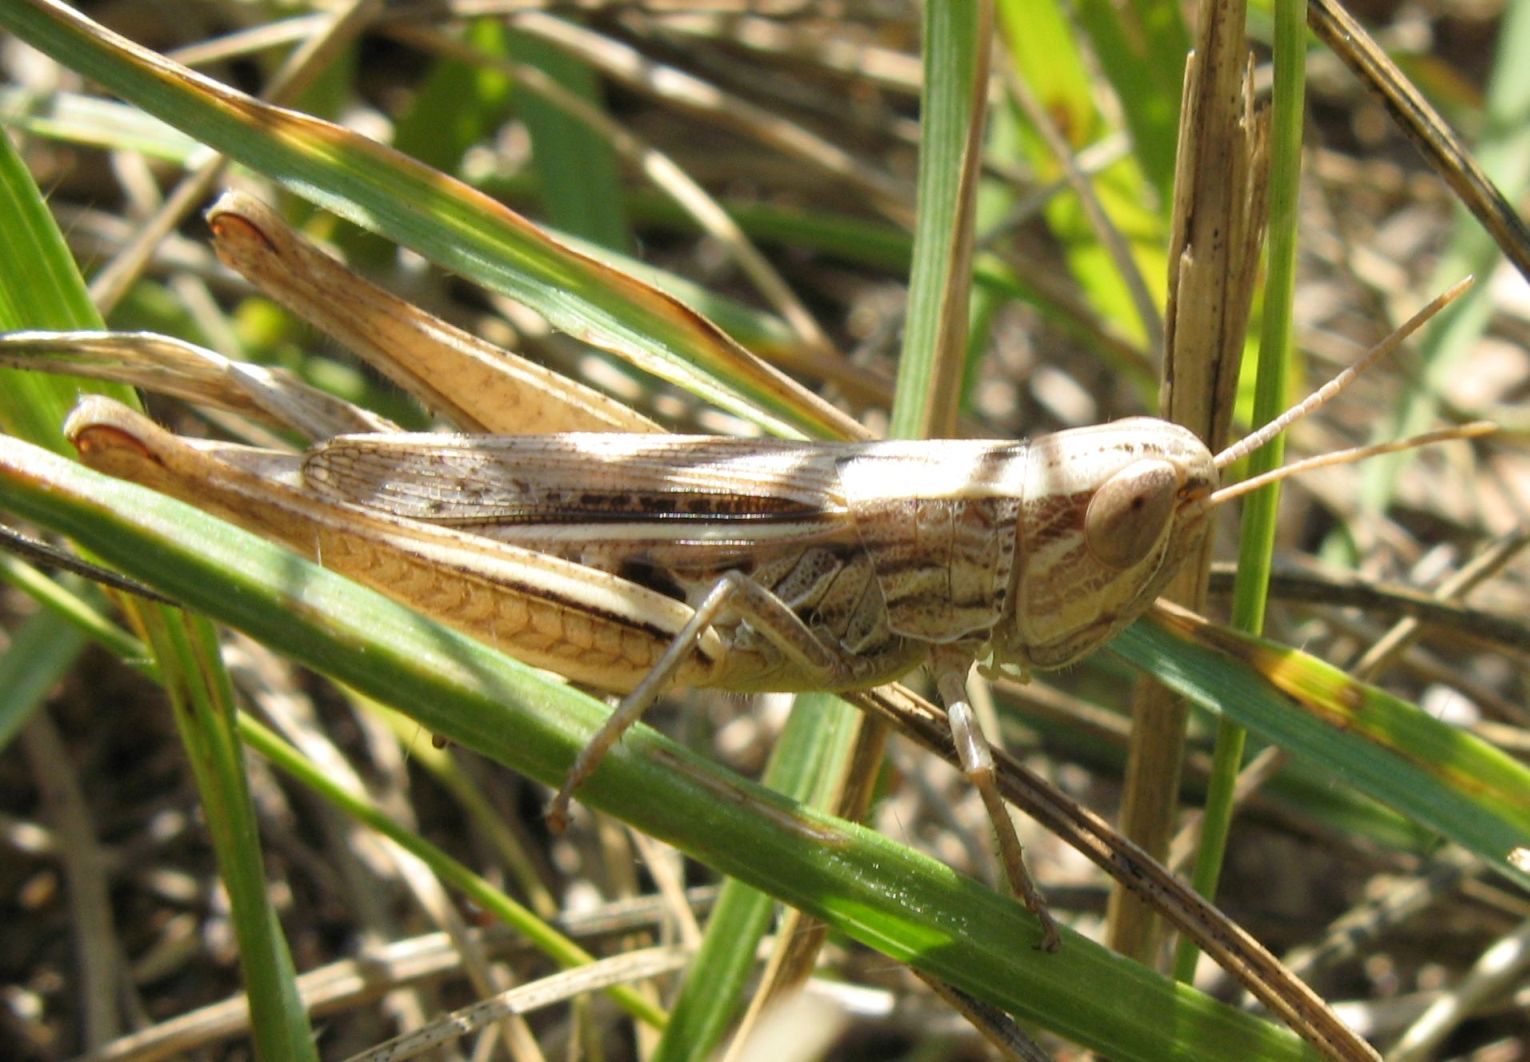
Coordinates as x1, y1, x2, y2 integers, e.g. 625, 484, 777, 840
2, 199, 1486, 956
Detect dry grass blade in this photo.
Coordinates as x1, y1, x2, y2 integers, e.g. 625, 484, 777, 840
1113, 0, 1269, 964
1205, 554, 1530, 664
855, 685, 1381, 1062
346, 946, 693, 1062
506, 11, 915, 226
1307, 0, 1530, 287
86, 0, 390, 313
384, 21, 846, 360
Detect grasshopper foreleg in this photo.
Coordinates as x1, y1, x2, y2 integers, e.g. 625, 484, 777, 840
935, 652, 1062, 952
546, 570, 850, 831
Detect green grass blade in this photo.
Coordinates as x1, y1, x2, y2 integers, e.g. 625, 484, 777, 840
505, 28, 633, 252
0, 125, 120, 446
1071, 0, 1188, 199
135, 604, 319, 1060
0, 125, 317, 1060
1118, 614, 1530, 892
0, 609, 89, 751
392, 20, 516, 180
0, 558, 150, 671
893, 0, 987, 438
236, 713, 666, 1028
654, 691, 862, 1059
0, 86, 201, 162
997, 0, 1168, 348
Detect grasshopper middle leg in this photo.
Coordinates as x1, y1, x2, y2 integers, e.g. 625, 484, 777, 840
934, 650, 1062, 952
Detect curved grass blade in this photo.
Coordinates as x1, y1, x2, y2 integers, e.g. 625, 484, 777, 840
1119, 608, 1530, 891
0, 86, 202, 162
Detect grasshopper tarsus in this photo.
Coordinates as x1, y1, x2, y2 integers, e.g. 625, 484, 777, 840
980, 773, 1063, 953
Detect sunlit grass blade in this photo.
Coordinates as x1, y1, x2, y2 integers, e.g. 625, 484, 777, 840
996, 0, 1169, 349
1070, 0, 1188, 199
653, 692, 862, 1060
893, 0, 989, 439
1119, 610, 1530, 891
0, 86, 201, 162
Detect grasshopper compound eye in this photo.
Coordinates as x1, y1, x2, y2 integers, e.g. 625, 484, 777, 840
1083, 458, 1181, 569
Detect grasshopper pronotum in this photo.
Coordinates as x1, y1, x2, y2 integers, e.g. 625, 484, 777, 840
2, 196, 1486, 956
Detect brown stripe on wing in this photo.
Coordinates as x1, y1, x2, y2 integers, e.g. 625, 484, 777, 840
304, 433, 853, 525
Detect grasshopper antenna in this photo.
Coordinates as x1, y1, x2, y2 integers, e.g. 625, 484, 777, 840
1212, 276, 1473, 472
1208, 421, 1495, 507
1202, 278, 1493, 506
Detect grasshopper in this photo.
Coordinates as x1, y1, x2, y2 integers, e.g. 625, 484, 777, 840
1, 196, 1485, 955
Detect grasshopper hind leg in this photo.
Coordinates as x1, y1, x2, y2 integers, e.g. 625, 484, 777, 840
934, 652, 1062, 952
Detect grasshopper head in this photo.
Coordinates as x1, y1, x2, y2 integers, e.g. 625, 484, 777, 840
996, 418, 1217, 671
